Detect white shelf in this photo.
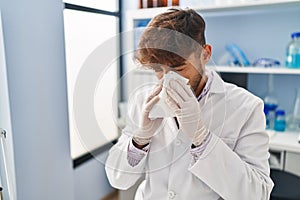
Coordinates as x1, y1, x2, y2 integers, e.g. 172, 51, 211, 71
209, 66, 300, 74
268, 131, 300, 153
127, 66, 300, 75
126, 0, 300, 19
189, 0, 300, 12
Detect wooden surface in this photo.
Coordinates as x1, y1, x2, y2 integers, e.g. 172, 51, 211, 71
101, 190, 119, 200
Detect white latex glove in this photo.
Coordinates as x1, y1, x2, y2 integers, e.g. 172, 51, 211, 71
149, 71, 189, 119
133, 84, 163, 147
165, 79, 209, 146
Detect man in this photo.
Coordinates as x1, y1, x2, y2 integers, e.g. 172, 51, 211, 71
105, 8, 273, 200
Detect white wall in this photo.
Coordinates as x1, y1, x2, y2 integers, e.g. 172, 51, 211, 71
74, 151, 114, 200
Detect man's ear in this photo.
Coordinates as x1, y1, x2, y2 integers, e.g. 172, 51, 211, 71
201, 44, 212, 64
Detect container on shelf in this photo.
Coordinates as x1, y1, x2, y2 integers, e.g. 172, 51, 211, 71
274, 110, 286, 132
252, 58, 281, 68
264, 108, 270, 129
139, 0, 179, 8
264, 74, 278, 130
286, 32, 300, 68
264, 101, 277, 130
286, 88, 300, 132
171, 0, 179, 6
157, 0, 167, 7
139, 0, 153, 8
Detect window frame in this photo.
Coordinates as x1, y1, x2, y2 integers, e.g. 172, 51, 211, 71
63, 1, 123, 168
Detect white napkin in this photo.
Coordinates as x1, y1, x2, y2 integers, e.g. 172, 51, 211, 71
149, 71, 189, 119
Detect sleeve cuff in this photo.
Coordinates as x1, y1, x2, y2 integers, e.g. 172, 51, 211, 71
127, 138, 149, 167
190, 132, 212, 164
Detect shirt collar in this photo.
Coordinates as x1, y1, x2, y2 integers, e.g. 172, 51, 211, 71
197, 68, 226, 101
197, 70, 213, 101
206, 68, 226, 94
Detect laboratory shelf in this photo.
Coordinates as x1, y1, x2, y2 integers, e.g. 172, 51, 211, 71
126, 0, 300, 20
268, 130, 300, 153
126, 66, 300, 75
209, 66, 300, 74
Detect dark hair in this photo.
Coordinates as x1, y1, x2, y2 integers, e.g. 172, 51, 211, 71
135, 8, 206, 69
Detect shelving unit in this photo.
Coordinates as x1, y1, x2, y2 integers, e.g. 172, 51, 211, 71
123, 66, 300, 75
268, 130, 300, 176
124, 0, 300, 74
123, 0, 300, 119
125, 0, 300, 20
209, 66, 300, 74
269, 130, 300, 153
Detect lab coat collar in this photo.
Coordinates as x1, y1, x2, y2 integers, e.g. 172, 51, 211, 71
205, 68, 226, 94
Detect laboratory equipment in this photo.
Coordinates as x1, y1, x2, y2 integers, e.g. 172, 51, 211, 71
139, 0, 179, 8
286, 32, 300, 68
225, 44, 250, 66
252, 58, 280, 68
263, 74, 278, 130
264, 108, 270, 129
274, 110, 286, 132
286, 88, 300, 132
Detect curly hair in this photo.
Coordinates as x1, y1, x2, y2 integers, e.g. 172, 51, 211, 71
134, 8, 206, 70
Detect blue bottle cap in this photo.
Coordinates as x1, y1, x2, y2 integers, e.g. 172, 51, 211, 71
264, 107, 269, 115
276, 110, 285, 116
291, 32, 300, 39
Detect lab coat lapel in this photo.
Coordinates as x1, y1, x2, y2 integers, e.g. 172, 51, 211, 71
201, 70, 227, 138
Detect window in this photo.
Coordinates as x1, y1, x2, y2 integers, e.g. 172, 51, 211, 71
63, 1, 121, 167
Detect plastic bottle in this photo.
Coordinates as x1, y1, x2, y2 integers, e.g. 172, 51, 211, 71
286, 88, 300, 132
264, 99, 277, 130
264, 108, 270, 129
274, 110, 286, 132
286, 32, 300, 68
263, 75, 278, 130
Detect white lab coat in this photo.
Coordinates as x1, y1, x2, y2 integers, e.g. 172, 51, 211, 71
105, 70, 274, 200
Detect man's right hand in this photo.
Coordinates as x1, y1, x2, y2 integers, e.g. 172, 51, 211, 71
133, 84, 163, 147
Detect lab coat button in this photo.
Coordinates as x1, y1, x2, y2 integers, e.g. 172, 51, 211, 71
175, 139, 182, 146
168, 190, 176, 199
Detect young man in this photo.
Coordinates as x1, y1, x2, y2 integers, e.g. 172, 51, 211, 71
105, 8, 273, 199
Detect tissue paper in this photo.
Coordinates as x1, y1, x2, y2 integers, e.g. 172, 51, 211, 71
149, 71, 189, 119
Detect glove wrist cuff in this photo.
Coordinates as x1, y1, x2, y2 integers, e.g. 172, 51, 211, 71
192, 127, 209, 147
132, 136, 151, 146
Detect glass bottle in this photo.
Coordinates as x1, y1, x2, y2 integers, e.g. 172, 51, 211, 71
147, 0, 154, 8
157, 0, 167, 7
172, 0, 179, 6
286, 88, 300, 132
263, 74, 278, 130
274, 110, 286, 132
286, 32, 300, 68
139, 0, 145, 8
264, 108, 270, 129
